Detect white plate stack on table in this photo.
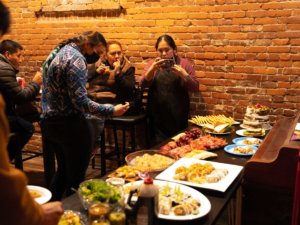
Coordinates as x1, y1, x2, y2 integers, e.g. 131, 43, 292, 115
238, 103, 271, 137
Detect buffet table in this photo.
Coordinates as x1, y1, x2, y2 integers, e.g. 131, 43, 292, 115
63, 125, 253, 225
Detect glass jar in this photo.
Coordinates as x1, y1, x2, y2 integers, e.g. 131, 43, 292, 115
88, 202, 110, 224
91, 215, 111, 225
106, 178, 125, 205
108, 204, 126, 225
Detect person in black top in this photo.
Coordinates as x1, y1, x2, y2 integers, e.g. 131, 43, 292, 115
0, 39, 42, 163
141, 35, 199, 146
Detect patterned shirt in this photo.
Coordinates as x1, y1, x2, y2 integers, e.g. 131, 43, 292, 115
41, 43, 114, 119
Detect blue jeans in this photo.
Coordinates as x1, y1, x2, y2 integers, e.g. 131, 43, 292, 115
40, 116, 95, 200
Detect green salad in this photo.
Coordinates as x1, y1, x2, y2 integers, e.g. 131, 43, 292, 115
79, 179, 121, 204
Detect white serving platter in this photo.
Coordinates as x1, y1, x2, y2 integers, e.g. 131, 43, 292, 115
155, 158, 243, 192
124, 180, 211, 220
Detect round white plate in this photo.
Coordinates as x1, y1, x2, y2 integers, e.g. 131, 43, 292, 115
124, 180, 211, 220
224, 144, 258, 156
232, 137, 263, 146
235, 129, 265, 137
27, 185, 52, 205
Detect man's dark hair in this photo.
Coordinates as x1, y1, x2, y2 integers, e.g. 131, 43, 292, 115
0, 1, 10, 36
0, 40, 23, 54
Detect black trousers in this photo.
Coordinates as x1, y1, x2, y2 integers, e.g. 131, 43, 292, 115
40, 116, 94, 201
7, 116, 34, 161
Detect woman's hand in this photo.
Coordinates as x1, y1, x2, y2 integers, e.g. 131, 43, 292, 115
144, 57, 166, 81
40, 201, 64, 225
113, 102, 130, 116
171, 64, 189, 80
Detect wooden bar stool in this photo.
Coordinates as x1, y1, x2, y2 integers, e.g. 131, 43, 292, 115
98, 113, 149, 176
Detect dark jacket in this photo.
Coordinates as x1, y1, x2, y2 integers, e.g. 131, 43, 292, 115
0, 54, 40, 116
88, 57, 143, 115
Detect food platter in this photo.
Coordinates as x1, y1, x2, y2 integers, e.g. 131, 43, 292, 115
125, 150, 175, 173
27, 185, 52, 205
107, 165, 141, 182
224, 144, 258, 156
232, 137, 263, 146
124, 180, 211, 220
155, 158, 243, 192
235, 129, 265, 137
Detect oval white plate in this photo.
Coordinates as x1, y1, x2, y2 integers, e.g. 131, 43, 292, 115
224, 144, 258, 156
232, 137, 263, 146
27, 185, 52, 205
124, 180, 211, 220
235, 129, 265, 137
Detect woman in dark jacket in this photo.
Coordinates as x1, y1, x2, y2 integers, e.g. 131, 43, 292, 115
0, 39, 42, 164
141, 35, 199, 146
88, 40, 143, 115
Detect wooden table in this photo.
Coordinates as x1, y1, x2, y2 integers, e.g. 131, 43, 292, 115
63, 124, 253, 225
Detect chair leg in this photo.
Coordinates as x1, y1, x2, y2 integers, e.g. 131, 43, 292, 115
100, 131, 106, 176
144, 120, 150, 149
130, 125, 136, 152
91, 155, 96, 169
121, 127, 126, 165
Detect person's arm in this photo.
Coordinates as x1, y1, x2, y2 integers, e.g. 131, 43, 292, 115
140, 59, 156, 88
0, 69, 40, 104
175, 58, 199, 92
66, 57, 115, 116
0, 95, 63, 225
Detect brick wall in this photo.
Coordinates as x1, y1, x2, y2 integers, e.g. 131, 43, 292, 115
2, 0, 300, 150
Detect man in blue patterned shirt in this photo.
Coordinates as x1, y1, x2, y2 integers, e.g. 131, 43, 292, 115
41, 31, 129, 200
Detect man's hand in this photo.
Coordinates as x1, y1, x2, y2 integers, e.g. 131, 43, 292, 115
113, 102, 130, 116
113, 60, 121, 75
32, 71, 43, 85
41, 201, 64, 225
